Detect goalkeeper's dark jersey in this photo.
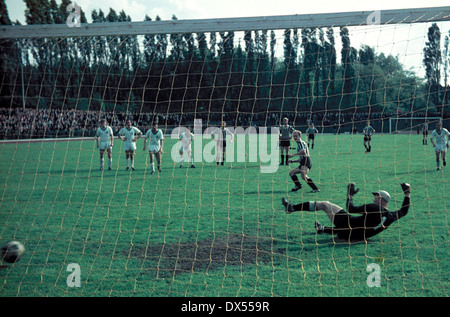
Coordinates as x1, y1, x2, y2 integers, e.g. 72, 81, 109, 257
332, 196, 410, 241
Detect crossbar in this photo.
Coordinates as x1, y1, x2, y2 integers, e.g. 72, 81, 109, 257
0, 6, 449, 39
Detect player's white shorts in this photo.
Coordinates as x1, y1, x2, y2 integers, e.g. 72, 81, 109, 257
148, 144, 161, 153
434, 144, 448, 152
179, 144, 191, 152
123, 142, 136, 152
99, 141, 112, 151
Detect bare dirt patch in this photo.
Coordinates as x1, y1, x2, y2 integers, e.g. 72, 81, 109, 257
125, 234, 277, 278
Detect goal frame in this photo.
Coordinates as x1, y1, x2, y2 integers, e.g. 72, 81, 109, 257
1, 6, 450, 39
388, 117, 442, 134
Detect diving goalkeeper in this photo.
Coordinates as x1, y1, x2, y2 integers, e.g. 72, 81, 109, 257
281, 182, 411, 242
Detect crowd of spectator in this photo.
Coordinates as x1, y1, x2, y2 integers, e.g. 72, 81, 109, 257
0, 107, 445, 140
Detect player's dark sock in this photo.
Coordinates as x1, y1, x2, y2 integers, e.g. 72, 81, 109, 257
291, 175, 302, 188
306, 178, 319, 190
285, 156, 289, 165
444, 160, 447, 167
369, 146, 371, 152
293, 201, 315, 211
281, 155, 285, 165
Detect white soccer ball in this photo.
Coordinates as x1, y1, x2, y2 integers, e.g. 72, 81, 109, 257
1, 241, 25, 264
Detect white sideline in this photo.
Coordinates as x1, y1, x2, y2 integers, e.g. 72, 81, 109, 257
0, 137, 97, 144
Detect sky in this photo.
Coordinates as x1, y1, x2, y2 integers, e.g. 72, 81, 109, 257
3, 0, 450, 24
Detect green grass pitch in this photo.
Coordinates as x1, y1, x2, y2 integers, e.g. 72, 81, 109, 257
0, 133, 448, 297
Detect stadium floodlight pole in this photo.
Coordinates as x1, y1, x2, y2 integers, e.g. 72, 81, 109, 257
0, 6, 449, 39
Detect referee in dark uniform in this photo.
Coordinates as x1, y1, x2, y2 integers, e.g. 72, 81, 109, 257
279, 117, 294, 165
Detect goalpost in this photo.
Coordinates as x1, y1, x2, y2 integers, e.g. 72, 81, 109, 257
0, 6, 449, 298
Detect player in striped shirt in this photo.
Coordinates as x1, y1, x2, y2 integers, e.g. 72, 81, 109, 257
362, 121, 375, 153
143, 121, 164, 174
305, 123, 319, 149
118, 119, 142, 171
288, 130, 320, 193
430, 120, 450, 170
279, 117, 294, 165
95, 119, 114, 170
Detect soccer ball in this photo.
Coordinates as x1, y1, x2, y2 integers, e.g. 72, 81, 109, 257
1, 241, 25, 264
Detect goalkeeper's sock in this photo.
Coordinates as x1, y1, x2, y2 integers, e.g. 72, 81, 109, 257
108, 158, 112, 168
126, 158, 130, 167
293, 201, 316, 211
100, 158, 104, 169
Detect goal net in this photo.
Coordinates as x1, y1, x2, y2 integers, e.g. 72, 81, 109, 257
0, 5, 449, 298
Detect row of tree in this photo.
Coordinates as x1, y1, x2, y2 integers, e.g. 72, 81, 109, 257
0, 0, 449, 118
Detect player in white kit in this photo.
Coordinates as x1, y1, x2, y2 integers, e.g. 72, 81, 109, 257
143, 122, 164, 174
95, 119, 114, 170
179, 127, 195, 168
430, 120, 450, 170
118, 119, 142, 170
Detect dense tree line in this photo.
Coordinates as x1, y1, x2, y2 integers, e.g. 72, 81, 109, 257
0, 0, 449, 124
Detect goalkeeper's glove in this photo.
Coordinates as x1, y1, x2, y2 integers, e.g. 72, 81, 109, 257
400, 183, 411, 194
347, 182, 360, 196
